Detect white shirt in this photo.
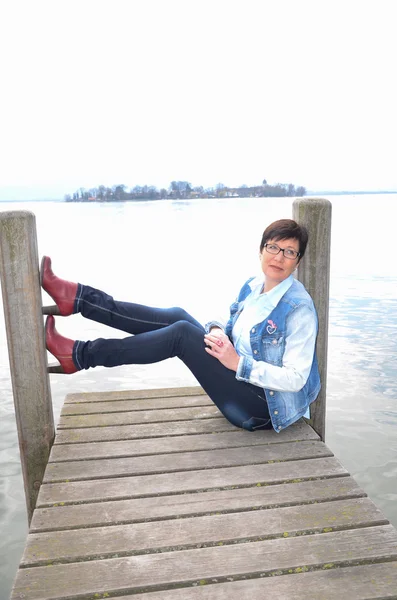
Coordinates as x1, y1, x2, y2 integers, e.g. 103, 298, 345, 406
232, 275, 294, 356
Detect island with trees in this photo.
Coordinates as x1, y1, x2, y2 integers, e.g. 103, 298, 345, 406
64, 179, 307, 202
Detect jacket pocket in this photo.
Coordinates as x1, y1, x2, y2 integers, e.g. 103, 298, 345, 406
261, 334, 285, 365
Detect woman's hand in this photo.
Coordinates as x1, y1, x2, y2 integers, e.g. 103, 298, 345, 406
204, 331, 240, 372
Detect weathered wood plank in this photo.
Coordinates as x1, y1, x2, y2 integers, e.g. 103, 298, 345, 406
54, 417, 313, 444
50, 426, 319, 462
30, 477, 366, 532
12, 526, 397, 600
22, 498, 387, 566
55, 418, 236, 443
116, 561, 397, 600
61, 395, 212, 415
44, 441, 332, 482
58, 405, 222, 428
65, 386, 207, 403
37, 457, 348, 506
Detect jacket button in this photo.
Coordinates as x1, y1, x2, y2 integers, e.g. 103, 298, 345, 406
274, 410, 278, 415
272, 339, 278, 345
277, 426, 282, 430
269, 391, 274, 396
253, 350, 258, 354
251, 328, 256, 333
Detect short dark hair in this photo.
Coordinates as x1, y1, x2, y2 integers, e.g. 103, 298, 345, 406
259, 219, 309, 259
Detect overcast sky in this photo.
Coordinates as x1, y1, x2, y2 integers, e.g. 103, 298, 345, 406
1, 0, 396, 200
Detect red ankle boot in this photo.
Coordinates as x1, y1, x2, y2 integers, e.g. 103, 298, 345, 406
45, 315, 79, 374
41, 256, 78, 316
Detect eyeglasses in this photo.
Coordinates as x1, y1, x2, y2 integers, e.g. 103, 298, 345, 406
264, 243, 300, 260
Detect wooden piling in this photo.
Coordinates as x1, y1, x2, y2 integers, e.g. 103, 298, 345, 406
0, 211, 54, 524
293, 197, 332, 441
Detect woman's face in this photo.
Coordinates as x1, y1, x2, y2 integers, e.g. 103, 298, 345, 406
260, 237, 300, 290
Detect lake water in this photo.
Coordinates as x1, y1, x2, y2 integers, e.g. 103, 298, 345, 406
0, 195, 396, 598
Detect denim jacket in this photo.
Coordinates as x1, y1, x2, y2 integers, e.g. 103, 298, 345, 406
225, 277, 321, 432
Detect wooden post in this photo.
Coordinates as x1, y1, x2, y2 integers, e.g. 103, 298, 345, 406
292, 198, 332, 441
0, 211, 54, 524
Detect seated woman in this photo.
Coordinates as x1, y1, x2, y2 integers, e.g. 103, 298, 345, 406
42, 218, 320, 433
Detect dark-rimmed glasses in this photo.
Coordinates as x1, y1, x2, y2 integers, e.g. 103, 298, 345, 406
264, 243, 300, 260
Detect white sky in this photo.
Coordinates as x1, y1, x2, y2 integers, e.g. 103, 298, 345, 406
1, 0, 396, 199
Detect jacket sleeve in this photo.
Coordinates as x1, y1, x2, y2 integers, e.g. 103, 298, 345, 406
204, 318, 227, 333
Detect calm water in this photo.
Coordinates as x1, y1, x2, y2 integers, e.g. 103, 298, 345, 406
0, 195, 396, 598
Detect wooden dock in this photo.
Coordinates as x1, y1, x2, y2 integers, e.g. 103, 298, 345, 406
11, 386, 397, 599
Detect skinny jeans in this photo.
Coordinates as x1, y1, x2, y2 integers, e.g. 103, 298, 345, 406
72, 284, 272, 431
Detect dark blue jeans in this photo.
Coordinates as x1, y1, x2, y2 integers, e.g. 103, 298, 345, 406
72, 284, 272, 431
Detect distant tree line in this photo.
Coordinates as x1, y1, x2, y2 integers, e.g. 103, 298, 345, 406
64, 179, 306, 202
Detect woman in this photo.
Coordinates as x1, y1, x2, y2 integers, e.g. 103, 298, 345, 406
43, 218, 320, 433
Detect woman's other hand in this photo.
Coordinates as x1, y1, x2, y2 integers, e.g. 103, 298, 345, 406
204, 331, 240, 372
